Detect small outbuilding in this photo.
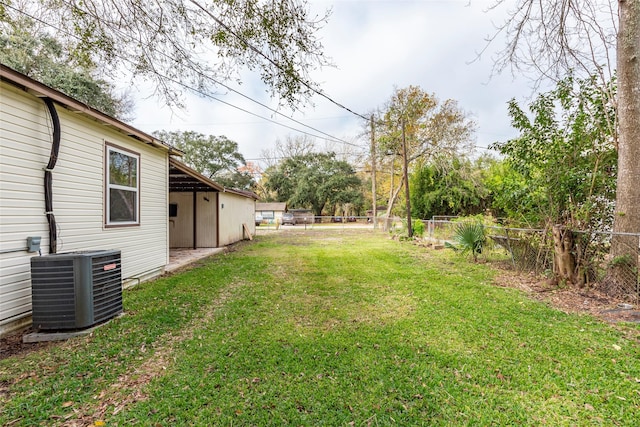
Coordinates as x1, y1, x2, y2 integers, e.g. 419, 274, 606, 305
169, 158, 258, 248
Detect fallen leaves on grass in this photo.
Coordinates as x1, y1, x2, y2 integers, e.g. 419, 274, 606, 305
59, 281, 247, 426
492, 265, 637, 323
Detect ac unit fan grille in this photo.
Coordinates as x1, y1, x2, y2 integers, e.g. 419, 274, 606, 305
31, 259, 77, 329
91, 255, 123, 323
30, 250, 123, 330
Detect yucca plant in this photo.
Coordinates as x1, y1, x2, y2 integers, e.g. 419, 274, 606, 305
446, 221, 485, 262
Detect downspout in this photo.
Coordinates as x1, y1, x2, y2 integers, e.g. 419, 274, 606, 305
43, 98, 61, 254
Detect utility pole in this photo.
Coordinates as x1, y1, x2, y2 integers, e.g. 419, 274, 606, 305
401, 119, 412, 238
370, 114, 377, 229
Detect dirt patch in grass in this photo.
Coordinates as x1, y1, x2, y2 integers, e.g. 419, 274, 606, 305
289, 293, 416, 332
0, 328, 54, 360
492, 264, 639, 324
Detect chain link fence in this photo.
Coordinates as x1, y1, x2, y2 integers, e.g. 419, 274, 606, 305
425, 220, 640, 299
258, 216, 638, 298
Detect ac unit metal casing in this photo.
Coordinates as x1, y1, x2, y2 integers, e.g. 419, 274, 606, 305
30, 250, 123, 330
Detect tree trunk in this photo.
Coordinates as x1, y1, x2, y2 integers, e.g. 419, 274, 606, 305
607, 0, 640, 296
371, 115, 378, 229
401, 120, 412, 238
552, 225, 582, 286
384, 174, 405, 231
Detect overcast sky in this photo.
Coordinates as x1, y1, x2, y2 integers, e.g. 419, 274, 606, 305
129, 0, 538, 167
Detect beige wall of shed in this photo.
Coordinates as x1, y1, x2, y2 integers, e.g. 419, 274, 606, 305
218, 192, 255, 246
0, 80, 169, 332
196, 192, 218, 247
169, 192, 218, 248
169, 192, 194, 248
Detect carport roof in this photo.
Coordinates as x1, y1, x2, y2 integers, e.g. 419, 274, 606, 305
169, 158, 259, 200
169, 158, 224, 192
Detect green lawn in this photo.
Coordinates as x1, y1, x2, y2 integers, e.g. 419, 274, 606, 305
1, 230, 639, 426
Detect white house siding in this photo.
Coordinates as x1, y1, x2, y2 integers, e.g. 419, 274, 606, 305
0, 80, 169, 334
1, 85, 50, 330
218, 192, 256, 246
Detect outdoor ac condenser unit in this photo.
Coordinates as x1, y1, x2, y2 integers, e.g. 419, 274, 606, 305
30, 250, 123, 330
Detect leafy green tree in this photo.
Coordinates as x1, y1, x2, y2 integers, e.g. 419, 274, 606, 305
410, 156, 489, 220
154, 130, 253, 189
490, 0, 639, 291
491, 74, 619, 290
2, 0, 331, 107
265, 152, 363, 216
0, 18, 132, 118
491, 74, 617, 229
213, 169, 255, 191
375, 86, 476, 219
483, 160, 544, 226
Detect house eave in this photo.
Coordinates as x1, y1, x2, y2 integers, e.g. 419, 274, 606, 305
0, 64, 181, 155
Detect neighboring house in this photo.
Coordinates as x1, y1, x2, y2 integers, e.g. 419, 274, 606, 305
255, 202, 287, 223
169, 158, 257, 248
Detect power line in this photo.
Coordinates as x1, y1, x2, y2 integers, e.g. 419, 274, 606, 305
157, 75, 355, 144
3, 2, 365, 148
245, 152, 366, 162
189, 0, 371, 122
156, 56, 358, 146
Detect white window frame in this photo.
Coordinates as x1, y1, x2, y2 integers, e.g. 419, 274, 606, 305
105, 143, 140, 226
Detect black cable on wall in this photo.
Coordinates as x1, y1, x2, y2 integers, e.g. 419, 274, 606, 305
43, 97, 60, 254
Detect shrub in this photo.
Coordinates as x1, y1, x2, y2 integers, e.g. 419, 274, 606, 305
412, 219, 425, 237
446, 221, 485, 262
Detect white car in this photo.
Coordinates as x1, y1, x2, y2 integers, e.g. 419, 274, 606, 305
255, 213, 263, 226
